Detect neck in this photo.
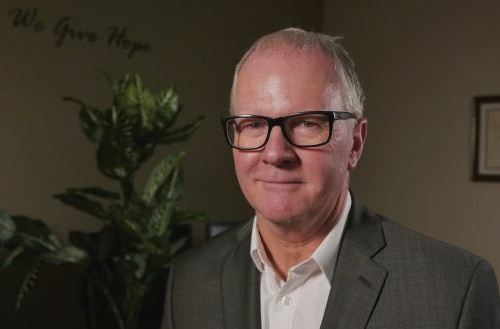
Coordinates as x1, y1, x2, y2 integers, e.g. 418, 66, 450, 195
257, 189, 348, 280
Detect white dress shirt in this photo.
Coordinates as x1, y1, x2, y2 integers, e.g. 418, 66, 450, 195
250, 193, 351, 329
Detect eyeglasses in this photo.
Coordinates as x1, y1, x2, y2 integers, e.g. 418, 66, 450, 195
221, 111, 357, 150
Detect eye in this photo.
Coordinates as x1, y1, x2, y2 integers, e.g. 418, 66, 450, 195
239, 119, 264, 130
299, 120, 319, 128
232, 118, 268, 137
249, 121, 263, 129
289, 116, 324, 130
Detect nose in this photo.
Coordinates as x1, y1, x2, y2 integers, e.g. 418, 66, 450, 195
261, 126, 298, 166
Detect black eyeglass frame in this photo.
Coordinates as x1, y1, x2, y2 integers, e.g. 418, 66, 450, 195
221, 110, 357, 150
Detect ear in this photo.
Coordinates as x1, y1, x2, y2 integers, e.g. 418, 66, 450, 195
348, 118, 368, 171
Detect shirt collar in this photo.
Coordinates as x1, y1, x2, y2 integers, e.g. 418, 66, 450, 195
250, 192, 352, 282
311, 192, 351, 282
250, 217, 266, 273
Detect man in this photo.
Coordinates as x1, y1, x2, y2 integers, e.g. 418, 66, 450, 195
162, 28, 500, 329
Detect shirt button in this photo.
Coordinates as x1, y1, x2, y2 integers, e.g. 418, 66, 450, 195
283, 296, 292, 305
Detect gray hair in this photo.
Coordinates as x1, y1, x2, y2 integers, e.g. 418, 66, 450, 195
230, 28, 365, 118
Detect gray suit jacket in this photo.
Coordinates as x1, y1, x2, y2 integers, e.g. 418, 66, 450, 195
162, 196, 500, 329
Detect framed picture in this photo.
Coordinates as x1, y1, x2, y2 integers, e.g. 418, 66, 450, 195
473, 96, 500, 181
206, 221, 239, 238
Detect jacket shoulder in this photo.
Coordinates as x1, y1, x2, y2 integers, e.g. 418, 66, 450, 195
173, 220, 250, 275
379, 217, 483, 268
369, 216, 500, 327
164, 222, 252, 329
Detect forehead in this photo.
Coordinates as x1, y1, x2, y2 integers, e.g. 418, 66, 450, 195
233, 48, 341, 116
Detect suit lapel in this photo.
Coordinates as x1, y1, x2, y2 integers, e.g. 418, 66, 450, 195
221, 222, 261, 329
219, 197, 386, 329
320, 197, 388, 329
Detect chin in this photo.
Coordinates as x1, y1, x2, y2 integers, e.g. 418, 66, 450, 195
255, 202, 304, 225
246, 189, 309, 223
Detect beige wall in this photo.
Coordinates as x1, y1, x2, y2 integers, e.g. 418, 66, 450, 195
323, 1, 500, 277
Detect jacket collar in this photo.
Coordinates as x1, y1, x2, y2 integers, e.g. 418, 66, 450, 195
222, 195, 387, 329
221, 220, 261, 329
320, 196, 387, 329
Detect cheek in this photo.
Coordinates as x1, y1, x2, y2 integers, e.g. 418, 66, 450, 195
232, 152, 263, 207
304, 153, 349, 208
312, 155, 338, 185
233, 151, 258, 183
328, 133, 354, 170
303, 145, 351, 188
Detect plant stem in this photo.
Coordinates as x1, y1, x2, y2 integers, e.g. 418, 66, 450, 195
86, 280, 97, 329
90, 271, 126, 329
120, 177, 136, 205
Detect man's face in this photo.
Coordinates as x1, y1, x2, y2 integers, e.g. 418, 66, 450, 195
232, 48, 366, 231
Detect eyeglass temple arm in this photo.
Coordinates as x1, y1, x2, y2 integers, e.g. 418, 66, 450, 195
335, 112, 357, 120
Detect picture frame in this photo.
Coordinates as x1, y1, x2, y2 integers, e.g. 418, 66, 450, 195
206, 221, 240, 238
473, 96, 500, 181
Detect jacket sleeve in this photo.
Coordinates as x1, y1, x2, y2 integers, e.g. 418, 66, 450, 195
457, 260, 500, 329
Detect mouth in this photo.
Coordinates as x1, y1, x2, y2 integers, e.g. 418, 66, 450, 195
257, 179, 303, 189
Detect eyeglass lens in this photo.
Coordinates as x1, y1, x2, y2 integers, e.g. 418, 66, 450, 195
226, 113, 331, 149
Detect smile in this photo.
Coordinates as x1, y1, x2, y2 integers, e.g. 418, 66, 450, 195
258, 180, 303, 189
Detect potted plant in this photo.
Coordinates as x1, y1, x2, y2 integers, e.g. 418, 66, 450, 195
0, 73, 203, 329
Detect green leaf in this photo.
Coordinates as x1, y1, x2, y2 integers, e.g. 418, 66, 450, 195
69, 229, 116, 261
93, 226, 117, 260
96, 142, 132, 180
40, 246, 88, 265
107, 205, 143, 240
141, 158, 184, 238
79, 107, 104, 143
144, 199, 175, 238
0, 209, 16, 243
154, 87, 180, 130
70, 227, 132, 273
1, 245, 24, 269
158, 116, 204, 145
48, 234, 61, 248
66, 187, 120, 199
63, 97, 105, 144
107, 204, 165, 254
124, 75, 143, 111
175, 209, 205, 225
157, 87, 179, 110
16, 262, 41, 313
9, 216, 58, 252
127, 253, 147, 279
68, 231, 94, 251
135, 79, 156, 130
95, 110, 153, 180
54, 193, 108, 220
159, 158, 183, 201
113, 221, 163, 255
114, 74, 154, 120
142, 153, 183, 204
121, 218, 146, 239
